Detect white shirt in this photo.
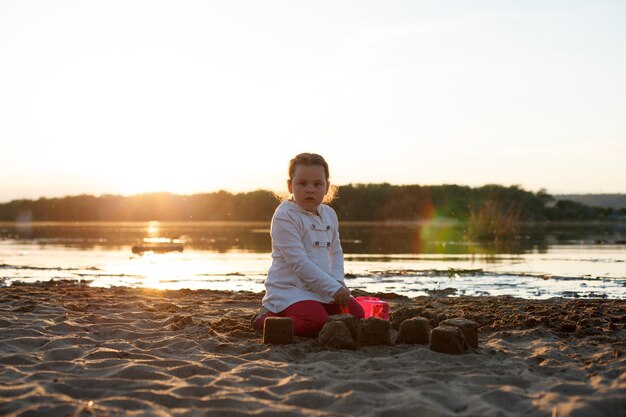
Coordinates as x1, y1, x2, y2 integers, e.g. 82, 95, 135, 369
262, 199, 345, 313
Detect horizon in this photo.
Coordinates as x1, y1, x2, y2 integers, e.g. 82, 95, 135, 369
1, 181, 624, 205
2, 1, 625, 202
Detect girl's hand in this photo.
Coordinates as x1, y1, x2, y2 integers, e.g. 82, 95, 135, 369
333, 287, 350, 308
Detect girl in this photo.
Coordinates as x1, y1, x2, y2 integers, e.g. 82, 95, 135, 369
251, 153, 364, 337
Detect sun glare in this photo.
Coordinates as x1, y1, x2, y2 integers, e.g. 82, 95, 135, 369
138, 254, 184, 290
147, 221, 160, 236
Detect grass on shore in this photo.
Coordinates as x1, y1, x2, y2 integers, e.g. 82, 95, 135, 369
467, 198, 521, 247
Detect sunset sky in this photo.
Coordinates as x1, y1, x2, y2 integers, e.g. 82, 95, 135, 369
1, 0, 625, 203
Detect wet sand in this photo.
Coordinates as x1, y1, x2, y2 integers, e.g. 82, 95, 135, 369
1, 281, 625, 416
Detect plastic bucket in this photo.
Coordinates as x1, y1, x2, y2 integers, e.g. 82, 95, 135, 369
356, 296, 389, 320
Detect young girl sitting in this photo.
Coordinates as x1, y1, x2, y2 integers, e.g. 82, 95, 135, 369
251, 152, 364, 337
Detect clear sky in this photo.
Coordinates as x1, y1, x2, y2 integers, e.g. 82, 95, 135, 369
1, 0, 625, 203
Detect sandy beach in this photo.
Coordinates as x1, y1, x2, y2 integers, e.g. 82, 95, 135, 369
0, 281, 625, 417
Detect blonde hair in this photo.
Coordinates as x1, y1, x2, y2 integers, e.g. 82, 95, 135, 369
279, 153, 338, 204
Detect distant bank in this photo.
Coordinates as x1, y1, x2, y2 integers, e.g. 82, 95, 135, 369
556, 194, 626, 210
1, 184, 625, 222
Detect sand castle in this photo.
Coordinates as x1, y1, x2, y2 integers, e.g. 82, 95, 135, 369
315, 314, 479, 354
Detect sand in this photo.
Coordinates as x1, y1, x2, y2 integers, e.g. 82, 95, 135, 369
0, 281, 625, 417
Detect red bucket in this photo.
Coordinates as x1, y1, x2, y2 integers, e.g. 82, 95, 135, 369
356, 296, 389, 320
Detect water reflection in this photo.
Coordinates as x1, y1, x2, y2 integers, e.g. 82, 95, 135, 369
0, 221, 624, 255
1, 222, 624, 297
147, 221, 160, 236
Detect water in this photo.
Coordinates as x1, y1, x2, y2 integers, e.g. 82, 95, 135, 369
1, 221, 625, 298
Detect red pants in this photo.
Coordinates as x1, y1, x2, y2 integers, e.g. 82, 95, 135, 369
255, 297, 365, 337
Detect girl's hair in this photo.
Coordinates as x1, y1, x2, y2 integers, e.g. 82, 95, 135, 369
282, 153, 338, 204
288, 153, 330, 181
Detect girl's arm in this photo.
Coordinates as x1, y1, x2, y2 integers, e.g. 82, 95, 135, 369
272, 212, 343, 298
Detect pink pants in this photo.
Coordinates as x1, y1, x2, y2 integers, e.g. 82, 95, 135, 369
255, 297, 365, 337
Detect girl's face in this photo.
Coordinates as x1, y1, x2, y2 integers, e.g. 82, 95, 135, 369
288, 164, 329, 213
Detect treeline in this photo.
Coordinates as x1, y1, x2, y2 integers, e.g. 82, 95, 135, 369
1, 184, 624, 222
334, 184, 624, 221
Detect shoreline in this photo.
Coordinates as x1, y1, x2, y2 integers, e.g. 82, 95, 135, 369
1, 281, 625, 416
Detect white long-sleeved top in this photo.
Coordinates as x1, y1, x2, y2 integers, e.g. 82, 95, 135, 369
261, 199, 345, 313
